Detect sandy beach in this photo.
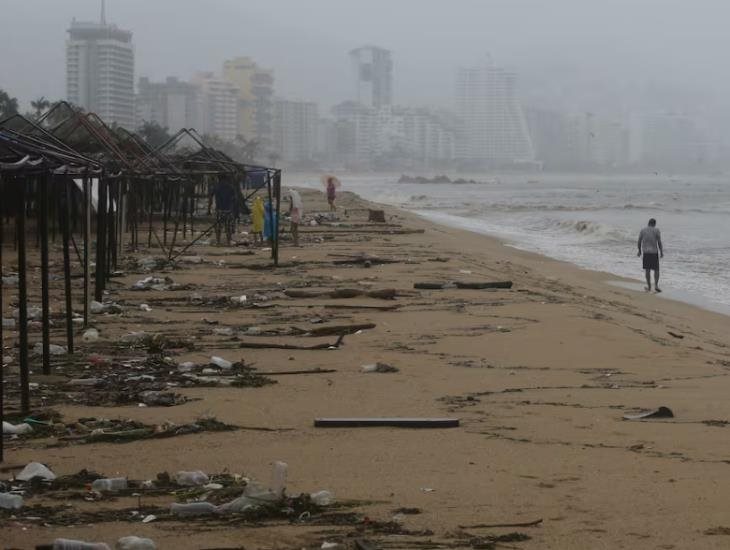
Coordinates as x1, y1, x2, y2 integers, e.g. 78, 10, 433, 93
3, 187, 730, 550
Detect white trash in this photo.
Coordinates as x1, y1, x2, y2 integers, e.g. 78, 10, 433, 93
116, 536, 156, 550
210, 356, 232, 369
218, 495, 258, 513
16, 462, 56, 481
2, 318, 15, 328
213, 327, 234, 336
2, 421, 33, 435
177, 361, 196, 372
174, 470, 209, 487
82, 328, 100, 342
0, 492, 23, 509
91, 477, 128, 492
52, 539, 111, 550
271, 461, 287, 497
310, 490, 334, 506
139, 304, 152, 312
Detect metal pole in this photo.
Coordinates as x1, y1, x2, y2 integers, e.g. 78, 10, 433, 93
273, 171, 282, 267
95, 176, 107, 301
0, 175, 5, 462
83, 175, 91, 326
266, 173, 274, 260
39, 173, 51, 375
61, 177, 74, 354
17, 181, 30, 414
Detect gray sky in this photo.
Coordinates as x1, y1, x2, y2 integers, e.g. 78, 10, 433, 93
1, 0, 729, 115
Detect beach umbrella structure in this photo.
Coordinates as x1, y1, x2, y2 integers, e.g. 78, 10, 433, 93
0, 105, 281, 462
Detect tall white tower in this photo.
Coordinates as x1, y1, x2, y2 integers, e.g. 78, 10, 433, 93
66, 2, 135, 128
455, 56, 534, 166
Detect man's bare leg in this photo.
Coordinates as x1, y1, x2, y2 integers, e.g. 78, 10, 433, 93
654, 267, 661, 292
645, 269, 652, 291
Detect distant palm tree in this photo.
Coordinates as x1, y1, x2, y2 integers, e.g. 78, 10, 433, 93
0, 88, 19, 120
30, 96, 51, 119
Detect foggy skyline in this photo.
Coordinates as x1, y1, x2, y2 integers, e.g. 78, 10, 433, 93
2, 0, 730, 116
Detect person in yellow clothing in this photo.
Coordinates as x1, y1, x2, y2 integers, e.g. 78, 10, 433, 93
251, 196, 265, 245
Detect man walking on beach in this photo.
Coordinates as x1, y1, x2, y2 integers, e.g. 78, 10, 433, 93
637, 218, 664, 292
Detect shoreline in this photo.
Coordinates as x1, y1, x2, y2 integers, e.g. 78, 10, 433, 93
346, 187, 730, 321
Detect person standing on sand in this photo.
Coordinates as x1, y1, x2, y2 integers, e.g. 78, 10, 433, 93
250, 196, 265, 245
326, 177, 337, 211
288, 188, 303, 247
637, 218, 664, 292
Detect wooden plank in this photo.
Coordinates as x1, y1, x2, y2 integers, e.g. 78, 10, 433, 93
314, 417, 459, 428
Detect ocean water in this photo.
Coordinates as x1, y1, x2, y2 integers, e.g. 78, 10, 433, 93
295, 174, 730, 312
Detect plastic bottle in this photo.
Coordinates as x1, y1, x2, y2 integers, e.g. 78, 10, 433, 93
52, 539, 111, 550
91, 478, 128, 492
170, 502, 218, 516
0, 492, 23, 509
310, 490, 334, 506
174, 470, 209, 487
115, 536, 156, 550
271, 461, 288, 497
82, 328, 100, 342
217, 495, 257, 513
210, 356, 232, 369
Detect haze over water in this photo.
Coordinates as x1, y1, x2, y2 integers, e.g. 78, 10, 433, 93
299, 175, 730, 313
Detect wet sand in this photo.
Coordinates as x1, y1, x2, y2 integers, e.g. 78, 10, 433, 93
3, 188, 730, 549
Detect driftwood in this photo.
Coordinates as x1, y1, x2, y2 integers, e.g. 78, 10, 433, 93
331, 255, 402, 266
291, 323, 376, 337
258, 368, 337, 376
456, 281, 513, 289
284, 288, 396, 300
458, 518, 543, 529
314, 417, 460, 428
239, 334, 345, 350
414, 281, 513, 290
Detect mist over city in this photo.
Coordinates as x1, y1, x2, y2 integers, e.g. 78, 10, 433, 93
2, 0, 730, 172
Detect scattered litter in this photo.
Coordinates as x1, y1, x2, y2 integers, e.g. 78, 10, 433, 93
17, 461, 56, 481
210, 356, 232, 369
321, 543, 340, 550
132, 276, 173, 291
91, 477, 128, 492
623, 406, 674, 420
667, 331, 684, 339
91, 301, 123, 314
2, 275, 19, 287
2, 317, 15, 328
174, 470, 209, 487
141, 514, 156, 523
310, 490, 334, 505
3, 420, 33, 434
0, 492, 23, 509
82, 328, 100, 342
213, 327, 234, 337
420, 487, 435, 493
271, 461, 288, 497
52, 538, 111, 550
139, 304, 152, 312
361, 363, 399, 373
32, 343, 66, 356
116, 536, 156, 550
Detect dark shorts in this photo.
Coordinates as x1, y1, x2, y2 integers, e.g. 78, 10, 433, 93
643, 253, 659, 270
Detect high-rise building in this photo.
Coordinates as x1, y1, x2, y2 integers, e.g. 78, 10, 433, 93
273, 99, 318, 165
455, 57, 534, 167
350, 46, 393, 108
135, 76, 201, 133
192, 72, 239, 141
222, 57, 275, 148
66, 10, 135, 128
